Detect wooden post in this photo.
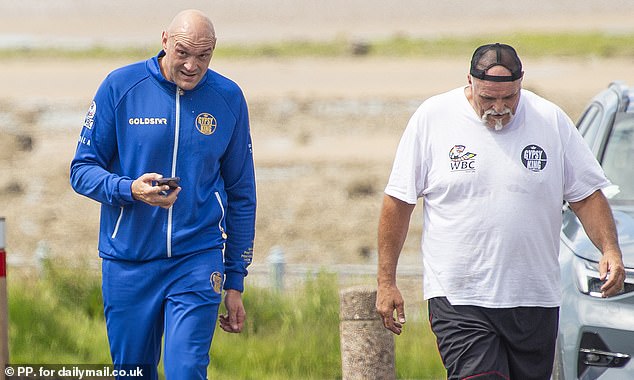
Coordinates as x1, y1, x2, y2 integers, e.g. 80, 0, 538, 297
0, 217, 8, 379
339, 286, 395, 380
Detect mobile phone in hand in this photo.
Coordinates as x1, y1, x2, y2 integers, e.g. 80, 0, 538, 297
156, 177, 180, 195
156, 177, 180, 189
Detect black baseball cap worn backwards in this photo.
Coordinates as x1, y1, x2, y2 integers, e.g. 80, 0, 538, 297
470, 43, 524, 82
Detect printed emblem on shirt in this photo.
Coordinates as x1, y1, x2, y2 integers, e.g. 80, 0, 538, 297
196, 113, 217, 135
449, 145, 477, 172
521, 145, 547, 172
83, 101, 96, 130
210, 271, 223, 294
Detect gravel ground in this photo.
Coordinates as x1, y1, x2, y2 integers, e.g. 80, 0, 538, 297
1, 1, 634, 299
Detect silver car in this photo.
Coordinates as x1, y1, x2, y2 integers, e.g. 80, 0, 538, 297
554, 82, 634, 379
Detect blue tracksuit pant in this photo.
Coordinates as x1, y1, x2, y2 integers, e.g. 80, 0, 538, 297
102, 250, 224, 379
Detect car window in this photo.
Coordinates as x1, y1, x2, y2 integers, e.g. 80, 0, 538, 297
577, 104, 602, 149
601, 113, 634, 202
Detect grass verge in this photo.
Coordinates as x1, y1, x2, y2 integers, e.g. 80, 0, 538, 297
8, 266, 445, 379
3, 32, 634, 61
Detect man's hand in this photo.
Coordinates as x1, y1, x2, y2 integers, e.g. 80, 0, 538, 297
599, 248, 626, 298
219, 289, 246, 333
376, 283, 406, 335
131, 173, 181, 209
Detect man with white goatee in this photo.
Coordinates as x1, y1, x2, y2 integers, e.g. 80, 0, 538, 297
376, 43, 625, 379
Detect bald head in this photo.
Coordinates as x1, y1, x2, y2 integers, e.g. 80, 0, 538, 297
166, 9, 216, 49
160, 9, 217, 90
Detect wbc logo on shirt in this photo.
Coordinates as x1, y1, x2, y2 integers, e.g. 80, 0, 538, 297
449, 145, 477, 172
83, 101, 96, 130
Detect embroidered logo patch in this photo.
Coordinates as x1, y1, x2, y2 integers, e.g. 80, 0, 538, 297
83, 101, 96, 130
449, 145, 477, 172
210, 271, 223, 294
196, 113, 217, 135
521, 145, 547, 172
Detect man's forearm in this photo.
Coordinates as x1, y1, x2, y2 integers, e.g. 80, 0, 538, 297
569, 190, 620, 254
377, 194, 416, 286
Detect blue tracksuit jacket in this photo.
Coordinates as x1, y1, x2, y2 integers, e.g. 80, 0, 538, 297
70, 51, 256, 291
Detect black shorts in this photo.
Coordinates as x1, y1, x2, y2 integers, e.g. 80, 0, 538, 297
428, 297, 559, 380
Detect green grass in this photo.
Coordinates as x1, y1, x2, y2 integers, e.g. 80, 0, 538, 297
8, 266, 445, 379
362, 32, 634, 59
4, 32, 634, 61
210, 274, 343, 379
8, 265, 110, 364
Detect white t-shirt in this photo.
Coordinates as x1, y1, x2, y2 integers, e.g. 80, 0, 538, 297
385, 87, 610, 308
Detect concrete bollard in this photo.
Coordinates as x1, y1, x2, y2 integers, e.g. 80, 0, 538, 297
35, 240, 50, 277
267, 246, 285, 292
340, 286, 395, 380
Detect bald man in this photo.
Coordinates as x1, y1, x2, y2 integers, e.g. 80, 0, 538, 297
71, 10, 256, 379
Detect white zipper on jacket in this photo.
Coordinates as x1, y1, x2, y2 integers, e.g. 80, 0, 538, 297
167, 88, 183, 257
111, 207, 124, 239
214, 191, 228, 240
